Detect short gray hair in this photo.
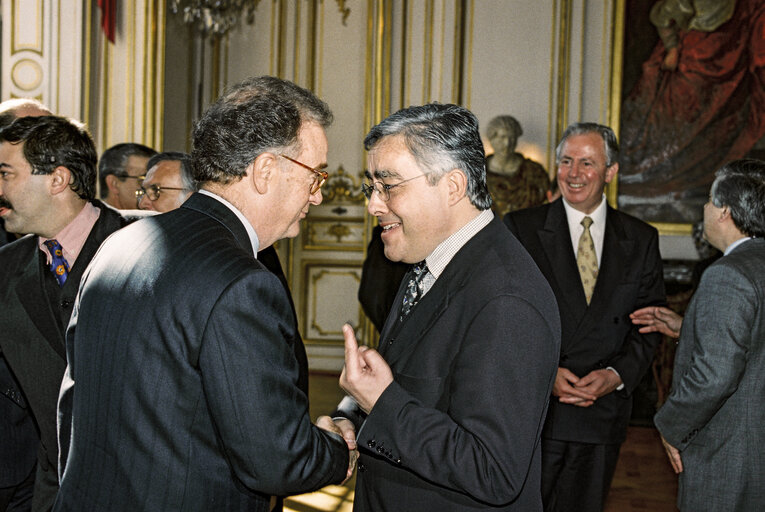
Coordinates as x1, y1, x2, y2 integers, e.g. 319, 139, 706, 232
555, 122, 619, 167
710, 159, 765, 238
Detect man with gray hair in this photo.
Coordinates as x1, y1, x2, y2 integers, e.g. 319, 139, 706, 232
55, 76, 351, 511
335, 103, 560, 511
137, 151, 196, 212
653, 159, 765, 511
98, 142, 157, 209
505, 122, 665, 512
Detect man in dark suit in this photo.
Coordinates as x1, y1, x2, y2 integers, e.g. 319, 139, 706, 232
55, 76, 351, 511
334, 103, 561, 511
0, 99, 52, 512
652, 159, 765, 511
0, 115, 144, 511
504, 122, 666, 512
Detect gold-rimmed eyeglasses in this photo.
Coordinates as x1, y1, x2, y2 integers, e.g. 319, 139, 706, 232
361, 172, 433, 202
135, 184, 190, 202
279, 154, 329, 194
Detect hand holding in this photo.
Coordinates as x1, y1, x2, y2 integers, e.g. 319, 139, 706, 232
630, 306, 683, 338
315, 416, 359, 482
660, 434, 683, 474
339, 323, 393, 414
574, 369, 621, 400
553, 367, 596, 407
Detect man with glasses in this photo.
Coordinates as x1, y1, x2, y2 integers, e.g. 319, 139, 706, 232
333, 103, 561, 511
98, 142, 156, 209
137, 151, 196, 212
55, 76, 352, 512
0, 115, 146, 511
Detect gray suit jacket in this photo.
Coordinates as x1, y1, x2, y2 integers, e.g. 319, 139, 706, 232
655, 237, 765, 511
55, 193, 348, 511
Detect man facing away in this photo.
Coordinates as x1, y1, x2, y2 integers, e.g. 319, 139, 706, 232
54, 76, 351, 511
98, 142, 156, 209
504, 122, 666, 512
137, 151, 196, 212
653, 159, 765, 511
335, 103, 561, 511
0, 115, 144, 511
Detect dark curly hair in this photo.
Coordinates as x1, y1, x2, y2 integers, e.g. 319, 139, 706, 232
0, 115, 97, 200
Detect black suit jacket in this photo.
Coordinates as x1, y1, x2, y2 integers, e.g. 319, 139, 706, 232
504, 199, 665, 444
55, 193, 348, 511
339, 216, 560, 511
0, 201, 137, 483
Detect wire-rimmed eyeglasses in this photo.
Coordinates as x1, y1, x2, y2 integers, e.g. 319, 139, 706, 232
280, 154, 329, 194
135, 184, 190, 202
361, 172, 433, 201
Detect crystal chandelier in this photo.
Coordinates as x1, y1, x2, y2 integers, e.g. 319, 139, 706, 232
170, 0, 259, 37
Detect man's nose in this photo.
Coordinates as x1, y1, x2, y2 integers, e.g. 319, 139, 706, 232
139, 194, 153, 211
309, 187, 323, 206
366, 189, 388, 216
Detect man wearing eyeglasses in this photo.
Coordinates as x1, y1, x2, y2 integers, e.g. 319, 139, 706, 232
98, 142, 156, 209
137, 151, 196, 212
333, 103, 561, 511
55, 76, 352, 512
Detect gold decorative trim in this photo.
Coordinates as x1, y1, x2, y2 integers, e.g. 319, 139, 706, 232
322, 166, 367, 204
278, 0, 288, 77
547, 0, 558, 172
306, 0, 317, 91
400, 0, 410, 109
10, 59, 43, 91
303, 263, 363, 342
11, 0, 43, 55
293, 0, 301, 84
269, 0, 277, 76
84, 0, 93, 125
607, 0, 625, 208
421, 0, 434, 102
465, 0, 474, 109
156, 0, 167, 149
302, 217, 365, 251
650, 222, 693, 236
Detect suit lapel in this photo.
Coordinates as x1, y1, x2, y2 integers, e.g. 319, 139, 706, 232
572, 207, 634, 339
538, 201, 588, 321
15, 249, 66, 359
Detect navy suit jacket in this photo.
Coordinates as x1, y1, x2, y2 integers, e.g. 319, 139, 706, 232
504, 199, 665, 444
339, 215, 561, 511
55, 193, 348, 511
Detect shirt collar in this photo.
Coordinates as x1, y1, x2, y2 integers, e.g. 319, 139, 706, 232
562, 194, 607, 229
724, 236, 752, 256
38, 202, 101, 266
198, 189, 260, 257
425, 208, 493, 279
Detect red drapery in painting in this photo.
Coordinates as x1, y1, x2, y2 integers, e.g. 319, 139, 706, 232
619, 0, 765, 222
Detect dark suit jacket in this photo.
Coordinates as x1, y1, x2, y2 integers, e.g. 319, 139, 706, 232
0, 355, 38, 487
655, 238, 765, 511
55, 193, 348, 511
504, 199, 665, 444
339, 216, 561, 511
0, 201, 137, 487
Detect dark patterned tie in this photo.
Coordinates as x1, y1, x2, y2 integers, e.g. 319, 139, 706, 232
400, 261, 428, 321
576, 216, 598, 304
44, 239, 70, 287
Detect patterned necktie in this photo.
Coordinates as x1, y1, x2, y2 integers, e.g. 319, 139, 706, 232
400, 261, 428, 321
577, 216, 598, 304
44, 239, 70, 287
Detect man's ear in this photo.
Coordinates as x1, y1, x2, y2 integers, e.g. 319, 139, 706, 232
50, 166, 73, 195
250, 152, 278, 194
604, 162, 619, 184
446, 168, 468, 206
104, 174, 121, 197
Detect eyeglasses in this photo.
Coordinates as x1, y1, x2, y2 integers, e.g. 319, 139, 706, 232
279, 154, 329, 194
361, 172, 433, 201
135, 184, 189, 202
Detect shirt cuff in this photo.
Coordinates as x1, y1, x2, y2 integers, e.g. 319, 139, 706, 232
606, 366, 625, 391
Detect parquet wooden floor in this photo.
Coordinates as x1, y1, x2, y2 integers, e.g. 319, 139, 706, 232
284, 373, 679, 512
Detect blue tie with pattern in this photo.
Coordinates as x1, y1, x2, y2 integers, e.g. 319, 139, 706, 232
400, 261, 428, 321
44, 239, 70, 287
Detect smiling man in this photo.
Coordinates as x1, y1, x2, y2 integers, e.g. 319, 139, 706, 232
504, 122, 666, 512
54, 76, 351, 512
334, 103, 560, 511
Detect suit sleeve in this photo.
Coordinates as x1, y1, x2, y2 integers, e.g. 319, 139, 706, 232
198, 271, 348, 496
608, 227, 665, 393
654, 263, 755, 450
357, 295, 558, 506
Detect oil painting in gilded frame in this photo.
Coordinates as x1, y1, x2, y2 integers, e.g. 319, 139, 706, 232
610, 0, 765, 235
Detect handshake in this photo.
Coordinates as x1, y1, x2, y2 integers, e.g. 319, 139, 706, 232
316, 416, 359, 483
